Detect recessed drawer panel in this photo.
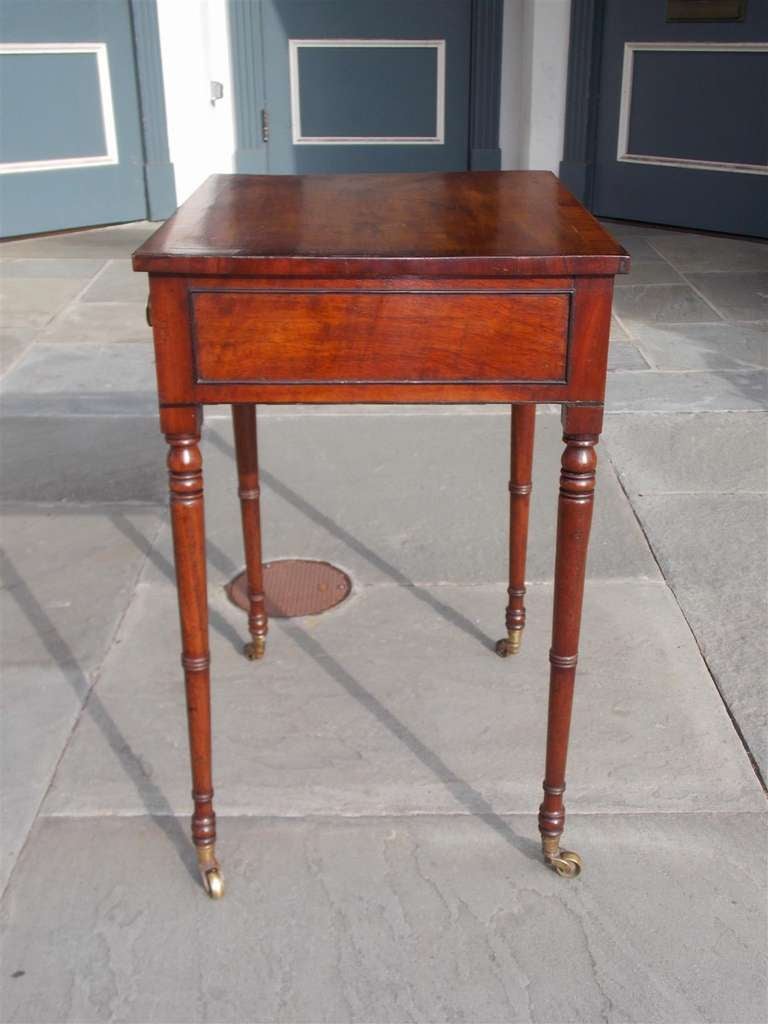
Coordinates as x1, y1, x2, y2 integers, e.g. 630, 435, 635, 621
191, 289, 570, 384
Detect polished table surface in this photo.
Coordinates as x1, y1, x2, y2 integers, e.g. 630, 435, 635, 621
133, 171, 629, 898
135, 170, 627, 275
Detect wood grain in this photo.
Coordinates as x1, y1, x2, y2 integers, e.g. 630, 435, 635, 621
192, 290, 570, 384
133, 171, 629, 279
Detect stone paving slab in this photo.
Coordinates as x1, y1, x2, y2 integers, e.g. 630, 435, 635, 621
0, 222, 155, 259
603, 412, 768, 496
631, 492, 768, 776
611, 236, 663, 262
0, 508, 163, 669
645, 233, 768, 273
42, 579, 761, 818
0, 343, 157, 416
610, 315, 630, 340
612, 284, 721, 326
627, 322, 767, 371
605, 368, 767, 412
0, 508, 163, 890
1, 258, 105, 279
602, 411, 767, 777
0, 417, 167, 504
0, 277, 90, 329
607, 337, 649, 370
2, 812, 765, 1024
1, 665, 90, 894
139, 412, 658, 588
614, 261, 683, 287
687, 272, 768, 322
81, 260, 149, 304
0, 327, 37, 375
39, 302, 153, 344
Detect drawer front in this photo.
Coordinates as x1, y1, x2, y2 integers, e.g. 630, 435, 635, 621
191, 289, 570, 384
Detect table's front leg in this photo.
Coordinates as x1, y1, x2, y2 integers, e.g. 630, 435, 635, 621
538, 404, 602, 878
162, 405, 223, 899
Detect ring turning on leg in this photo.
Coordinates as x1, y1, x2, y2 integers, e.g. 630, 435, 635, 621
163, 406, 223, 899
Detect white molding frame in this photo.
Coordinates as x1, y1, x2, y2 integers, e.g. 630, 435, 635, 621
288, 38, 446, 145
0, 42, 119, 174
617, 41, 768, 176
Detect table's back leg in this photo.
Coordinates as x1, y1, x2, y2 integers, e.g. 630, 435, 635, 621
538, 405, 602, 878
162, 405, 223, 899
496, 403, 536, 658
231, 404, 268, 660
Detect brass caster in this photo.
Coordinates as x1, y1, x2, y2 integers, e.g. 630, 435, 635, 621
244, 636, 266, 661
547, 850, 582, 879
197, 846, 225, 899
203, 867, 225, 899
495, 631, 522, 657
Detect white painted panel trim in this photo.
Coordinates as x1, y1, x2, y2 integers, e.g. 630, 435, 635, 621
288, 38, 446, 145
617, 41, 768, 176
0, 42, 119, 174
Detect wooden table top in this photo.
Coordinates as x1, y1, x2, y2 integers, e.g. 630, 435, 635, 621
133, 171, 629, 280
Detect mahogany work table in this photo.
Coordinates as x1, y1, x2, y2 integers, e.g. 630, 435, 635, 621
133, 171, 629, 899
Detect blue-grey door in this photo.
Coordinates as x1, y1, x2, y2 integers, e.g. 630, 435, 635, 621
592, 0, 768, 237
232, 0, 473, 174
0, 0, 148, 236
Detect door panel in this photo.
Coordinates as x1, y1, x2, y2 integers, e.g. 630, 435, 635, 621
0, 0, 147, 236
592, 0, 768, 236
260, 0, 472, 173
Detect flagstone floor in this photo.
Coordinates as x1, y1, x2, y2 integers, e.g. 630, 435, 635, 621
0, 218, 766, 1023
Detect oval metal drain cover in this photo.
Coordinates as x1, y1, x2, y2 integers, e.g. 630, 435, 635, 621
227, 559, 352, 619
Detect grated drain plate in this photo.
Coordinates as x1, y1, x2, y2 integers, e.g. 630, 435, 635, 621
227, 559, 352, 618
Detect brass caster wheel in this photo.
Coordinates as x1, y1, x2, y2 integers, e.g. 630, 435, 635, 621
202, 867, 225, 899
495, 631, 522, 657
244, 637, 266, 661
548, 850, 582, 879
197, 846, 225, 899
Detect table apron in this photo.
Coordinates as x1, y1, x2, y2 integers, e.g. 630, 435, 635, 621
191, 288, 571, 385
149, 275, 615, 407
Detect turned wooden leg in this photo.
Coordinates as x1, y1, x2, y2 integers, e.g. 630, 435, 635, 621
496, 403, 536, 658
538, 405, 602, 878
232, 403, 268, 660
163, 406, 223, 899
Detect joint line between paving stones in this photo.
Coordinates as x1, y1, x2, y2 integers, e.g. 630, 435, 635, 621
645, 239, 733, 321
347, 577, 664, 591
48, 258, 113, 328
605, 406, 766, 417
603, 442, 767, 794
37, 808, 766, 821
611, 309, 636, 345
0, 510, 167, 900
0, 257, 110, 382
0, 500, 165, 513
